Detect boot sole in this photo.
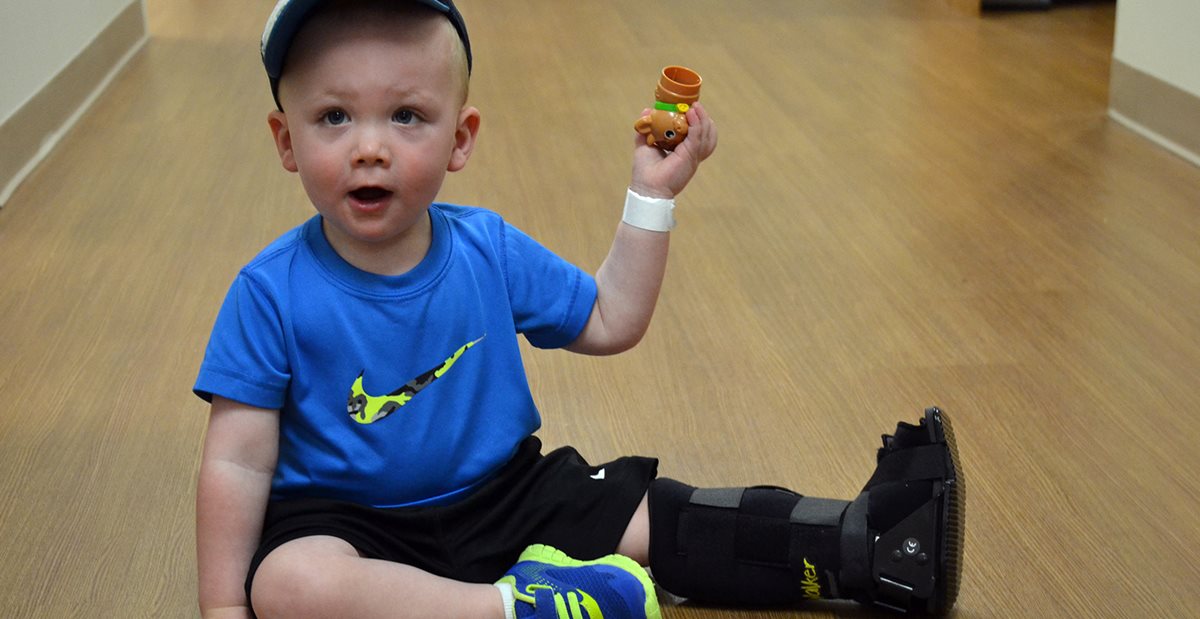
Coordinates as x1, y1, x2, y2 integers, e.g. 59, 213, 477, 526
926, 406, 965, 615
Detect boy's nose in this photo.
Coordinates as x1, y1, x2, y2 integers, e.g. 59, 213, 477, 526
352, 131, 390, 167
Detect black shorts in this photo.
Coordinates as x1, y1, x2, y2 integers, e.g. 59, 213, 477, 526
246, 437, 657, 598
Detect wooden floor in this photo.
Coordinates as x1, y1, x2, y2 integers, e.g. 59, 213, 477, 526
3, 0, 1198, 616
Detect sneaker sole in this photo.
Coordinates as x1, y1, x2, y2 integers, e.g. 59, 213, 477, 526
518, 544, 662, 619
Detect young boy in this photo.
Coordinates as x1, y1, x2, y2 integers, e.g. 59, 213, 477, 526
194, 2, 964, 618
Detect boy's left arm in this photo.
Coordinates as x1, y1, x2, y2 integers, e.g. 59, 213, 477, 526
566, 104, 717, 355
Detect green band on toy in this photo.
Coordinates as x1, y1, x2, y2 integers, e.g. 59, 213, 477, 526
654, 101, 690, 113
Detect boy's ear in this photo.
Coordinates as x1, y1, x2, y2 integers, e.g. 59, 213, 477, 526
447, 106, 481, 172
267, 110, 298, 172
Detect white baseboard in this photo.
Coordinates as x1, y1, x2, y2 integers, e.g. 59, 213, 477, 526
1108, 109, 1200, 169
1108, 59, 1200, 169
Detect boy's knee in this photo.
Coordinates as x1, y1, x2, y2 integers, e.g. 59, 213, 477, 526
250, 537, 357, 619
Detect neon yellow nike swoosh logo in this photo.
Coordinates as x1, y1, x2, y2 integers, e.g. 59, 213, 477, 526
347, 335, 484, 425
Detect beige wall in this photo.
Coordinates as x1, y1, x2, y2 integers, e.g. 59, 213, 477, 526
0, 0, 146, 206
1112, 0, 1200, 98
0, 0, 142, 123
1109, 0, 1200, 165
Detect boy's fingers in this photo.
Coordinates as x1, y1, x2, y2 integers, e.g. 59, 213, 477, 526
678, 116, 715, 161
688, 105, 717, 157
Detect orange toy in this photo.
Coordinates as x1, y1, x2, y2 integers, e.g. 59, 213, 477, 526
634, 66, 702, 151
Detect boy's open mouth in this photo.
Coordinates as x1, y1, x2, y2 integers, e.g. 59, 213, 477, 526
349, 187, 393, 203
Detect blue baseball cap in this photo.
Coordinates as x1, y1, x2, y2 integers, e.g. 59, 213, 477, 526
261, 0, 472, 107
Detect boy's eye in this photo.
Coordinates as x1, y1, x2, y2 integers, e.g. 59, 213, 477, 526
393, 109, 416, 125
323, 110, 348, 125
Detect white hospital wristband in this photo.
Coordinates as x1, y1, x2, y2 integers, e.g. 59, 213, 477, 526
622, 188, 676, 232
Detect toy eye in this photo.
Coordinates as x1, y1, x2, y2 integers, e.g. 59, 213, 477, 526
665, 130, 676, 139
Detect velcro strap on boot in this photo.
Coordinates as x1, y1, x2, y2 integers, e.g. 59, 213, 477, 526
864, 444, 949, 490
790, 496, 846, 526
839, 492, 871, 601
649, 480, 851, 605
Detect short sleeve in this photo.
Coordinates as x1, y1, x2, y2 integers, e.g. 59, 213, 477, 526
503, 223, 597, 349
193, 273, 290, 409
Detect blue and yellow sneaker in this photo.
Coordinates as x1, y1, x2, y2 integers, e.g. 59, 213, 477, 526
496, 544, 661, 619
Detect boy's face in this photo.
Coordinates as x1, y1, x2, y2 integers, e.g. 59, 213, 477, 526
267, 7, 477, 262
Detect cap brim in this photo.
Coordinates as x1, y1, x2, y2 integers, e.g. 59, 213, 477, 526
262, 0, 323, 80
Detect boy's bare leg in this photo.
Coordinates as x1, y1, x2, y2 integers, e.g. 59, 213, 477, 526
251, 536, 505, 619
616, 493, 652, 566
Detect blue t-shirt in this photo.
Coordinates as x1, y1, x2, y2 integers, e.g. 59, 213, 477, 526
194, 205, 597, 507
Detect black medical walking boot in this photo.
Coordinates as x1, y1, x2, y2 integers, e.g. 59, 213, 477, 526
842, 407, 966, 614
647, 407, 965, 615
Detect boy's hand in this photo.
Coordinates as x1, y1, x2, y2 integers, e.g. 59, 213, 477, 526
629, 102, 718, 200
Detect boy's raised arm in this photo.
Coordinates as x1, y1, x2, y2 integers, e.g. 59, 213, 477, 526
196, 397, 280, 619
567, 104, 717, 356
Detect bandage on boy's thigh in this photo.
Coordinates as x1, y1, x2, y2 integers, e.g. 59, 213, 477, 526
647, 478, 851, 605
